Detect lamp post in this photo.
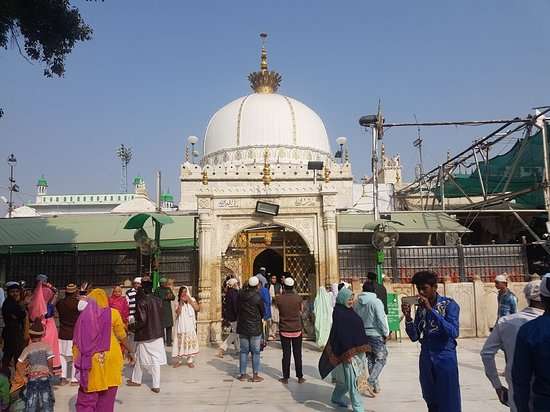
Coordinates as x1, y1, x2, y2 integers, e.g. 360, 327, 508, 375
7, 154, 18, 218
335, 136, 347, 165
187, 136, 199, 164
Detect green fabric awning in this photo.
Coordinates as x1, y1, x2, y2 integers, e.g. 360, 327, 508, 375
124, 213, 174, 229
0, 214, 195, 254
337, 212, 471, 233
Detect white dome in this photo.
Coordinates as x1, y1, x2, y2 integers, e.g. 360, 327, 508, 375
202, 93, 331, 166
5, 205, 39, 218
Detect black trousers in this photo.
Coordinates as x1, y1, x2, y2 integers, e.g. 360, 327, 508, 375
164, 327, 173, 346
281, 335, 303, 379
2, 339, 25, 369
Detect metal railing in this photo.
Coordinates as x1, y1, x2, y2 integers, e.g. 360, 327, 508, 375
0, 247, 198, 289
338, 243, 528, 283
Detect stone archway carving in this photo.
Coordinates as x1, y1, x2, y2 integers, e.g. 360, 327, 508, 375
219, 217, 316, 258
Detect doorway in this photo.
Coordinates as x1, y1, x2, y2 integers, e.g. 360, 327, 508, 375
253, 249, 284, 277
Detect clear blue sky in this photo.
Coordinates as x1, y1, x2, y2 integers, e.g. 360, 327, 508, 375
1, 0, 549, 208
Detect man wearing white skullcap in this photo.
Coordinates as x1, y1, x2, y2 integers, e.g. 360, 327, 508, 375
495, 273, 517, 322
512, 274, 550, 411
236, 276, 265, 382
481, 279, 544, 411
274, 276, 305, 384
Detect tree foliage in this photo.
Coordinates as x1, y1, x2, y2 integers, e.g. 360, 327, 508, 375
0, 0, 93, 78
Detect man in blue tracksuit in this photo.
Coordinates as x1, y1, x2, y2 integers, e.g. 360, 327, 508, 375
402, 271, 461, 412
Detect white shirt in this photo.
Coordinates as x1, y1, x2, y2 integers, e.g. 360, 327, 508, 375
480, 306, 544, 412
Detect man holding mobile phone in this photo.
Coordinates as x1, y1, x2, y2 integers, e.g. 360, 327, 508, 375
401, 271, 461, 412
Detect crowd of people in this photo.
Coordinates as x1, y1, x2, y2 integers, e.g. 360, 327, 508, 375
0, 269, 549, 412
0, 274, 200, 411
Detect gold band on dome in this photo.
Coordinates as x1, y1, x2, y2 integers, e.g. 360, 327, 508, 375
248, 33, 282, 94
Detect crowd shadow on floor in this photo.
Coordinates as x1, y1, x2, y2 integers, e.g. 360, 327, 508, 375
206, 352, 375, 412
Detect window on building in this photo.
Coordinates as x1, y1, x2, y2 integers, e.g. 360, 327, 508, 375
64, 197, 67, 202
55, 197, 59, 202
110, 196, 113, 201
77, 197, 80, 201
118, 196, 121, 201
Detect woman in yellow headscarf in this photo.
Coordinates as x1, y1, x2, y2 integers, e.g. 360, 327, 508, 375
73, 288, 131, 412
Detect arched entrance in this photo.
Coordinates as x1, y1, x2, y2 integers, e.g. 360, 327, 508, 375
222, 224, 316, 295
253, 249, 284, 277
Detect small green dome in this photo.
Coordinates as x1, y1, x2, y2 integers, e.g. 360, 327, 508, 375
37, 175, 48, 187
133, 176, 144, 186
161, 192, 174, 202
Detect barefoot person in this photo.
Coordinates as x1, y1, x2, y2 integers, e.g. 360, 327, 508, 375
28, 274, 62, 377
512, 273, 550, 411
275, 277, 305, 384
318, 287, 371, 412
15, 320, 55, 412
127, 279, 166, 393
237, 276, 265, 382
56, 283, 80, 385
218, 278, 240, 358
1, 282, 27, 371
73, 289, 130, 412
354, 280, 389, 394
481, 279, 543, 411
172, 286, 200, 368
402, 271, 461, 412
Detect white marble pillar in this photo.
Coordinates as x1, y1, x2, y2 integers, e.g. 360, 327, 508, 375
197, 209, 213, 345
322, 193, 339, 286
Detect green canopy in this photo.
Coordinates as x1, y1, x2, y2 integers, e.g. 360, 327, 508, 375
435, 124, 550, 208
0, 214, 194, 254
124, 213, 174, 229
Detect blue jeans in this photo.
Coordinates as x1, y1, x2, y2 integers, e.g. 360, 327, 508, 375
365, 336, 388, 387
239, 335, 261, 375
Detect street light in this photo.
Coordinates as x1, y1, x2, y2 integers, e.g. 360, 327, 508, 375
335, 136, 347, 164
187, 136, 199, 164
7, 154, 18, 218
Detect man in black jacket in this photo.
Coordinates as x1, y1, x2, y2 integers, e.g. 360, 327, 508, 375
237, 276, 265, 382
367, 271, 388, 314
218, 278, 240, 358
127, 279, 166, 393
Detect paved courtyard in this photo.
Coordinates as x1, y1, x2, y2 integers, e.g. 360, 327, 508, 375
54, 338, 507, 412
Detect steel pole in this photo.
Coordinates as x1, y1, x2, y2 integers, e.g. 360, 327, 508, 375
156, 170, 162, 212
372, 127, 380, 221
8, 164, 14, 218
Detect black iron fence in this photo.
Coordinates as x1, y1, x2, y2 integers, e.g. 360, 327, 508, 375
338, 243, 528, 283
0, 247, 198, 289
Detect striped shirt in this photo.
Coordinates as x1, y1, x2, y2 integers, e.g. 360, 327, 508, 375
126, 288, 137, 317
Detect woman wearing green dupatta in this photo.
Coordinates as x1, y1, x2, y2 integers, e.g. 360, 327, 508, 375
313, 287, 333, 348
318, 287, 371, 411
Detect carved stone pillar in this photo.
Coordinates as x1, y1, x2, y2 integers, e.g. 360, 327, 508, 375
209, 255, 223, 343
196, 202, 213, 345
322, 193, 339, 286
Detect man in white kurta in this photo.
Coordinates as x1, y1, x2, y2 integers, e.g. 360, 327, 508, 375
480, 279, 544, 411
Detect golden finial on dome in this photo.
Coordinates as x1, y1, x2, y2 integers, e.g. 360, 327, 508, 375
201, 170, 208, 185
248, 33, 282, 94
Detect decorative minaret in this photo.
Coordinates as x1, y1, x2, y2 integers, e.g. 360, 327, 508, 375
36, 175, 48, 201
133, 176, 148, 197
160, 190, 175, 210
